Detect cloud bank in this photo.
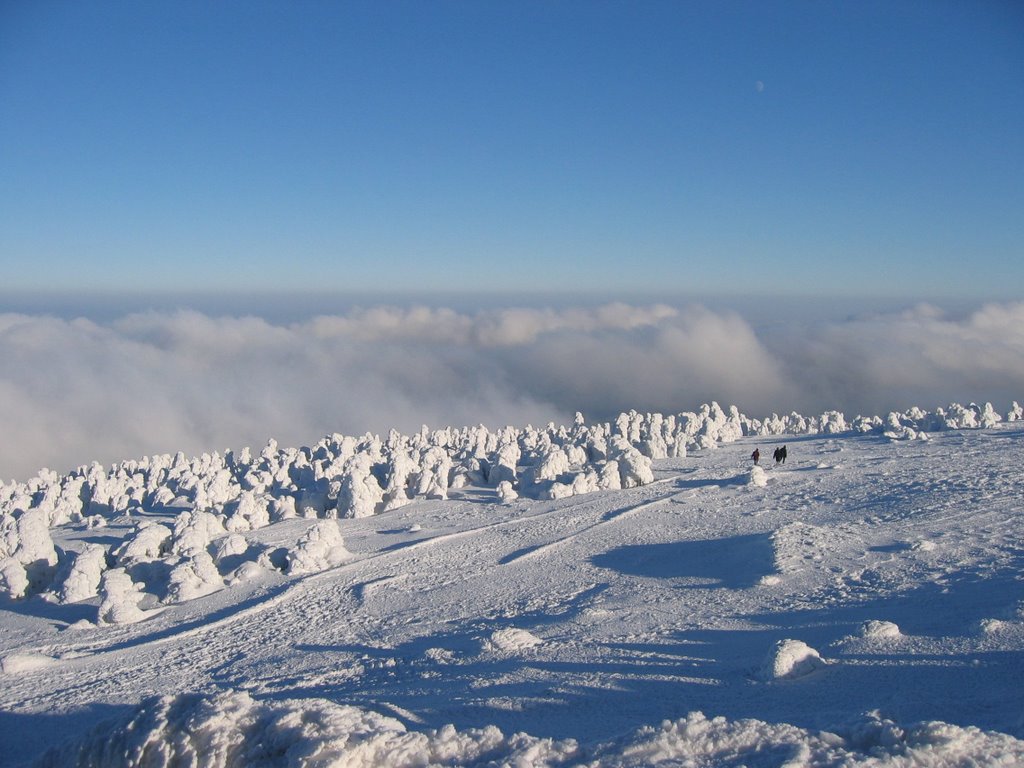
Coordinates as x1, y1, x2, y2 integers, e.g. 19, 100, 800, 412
1, 301, 1022, 480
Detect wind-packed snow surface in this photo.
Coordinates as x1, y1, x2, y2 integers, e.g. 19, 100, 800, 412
2, 401, 1023, 766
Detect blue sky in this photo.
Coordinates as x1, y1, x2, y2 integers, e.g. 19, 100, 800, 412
1, 1, 1022, 299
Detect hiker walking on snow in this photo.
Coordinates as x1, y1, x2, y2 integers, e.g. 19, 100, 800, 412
778, 445, 787, 464
751, 448, 760, 465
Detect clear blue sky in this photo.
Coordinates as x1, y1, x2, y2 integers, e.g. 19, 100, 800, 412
1, 1, 1022, 299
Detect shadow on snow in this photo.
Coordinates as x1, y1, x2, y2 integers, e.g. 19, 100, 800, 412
591, 534, 775, 589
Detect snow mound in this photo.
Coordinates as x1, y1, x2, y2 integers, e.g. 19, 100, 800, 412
761, 639, 826, 680
748, 465, 767, 487
861, 620, 902, 640
484, 628, 544, 653
978, 618, 1011, 635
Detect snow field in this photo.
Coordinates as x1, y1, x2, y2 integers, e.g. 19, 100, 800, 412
1, 400, 1023, 765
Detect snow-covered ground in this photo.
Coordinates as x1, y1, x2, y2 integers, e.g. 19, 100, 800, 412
2, 404, 1024, 766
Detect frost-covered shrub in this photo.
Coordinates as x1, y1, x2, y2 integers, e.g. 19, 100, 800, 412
564, 443, 589, 467
598, 461, 621, 491
572, 471, 600, 495
381, 449, 419, 512
0, 509, 58, 594
488, 442, 520, 487
97, 568, 147, 624
224, 491, 271, 532
287, 521, 350, 575
496, 481, 518, 503
689, 402, 744, 447
114, 521, 172, 565
336, 454, 384, 519
941, 403, 980, 430
58, 544, 109, 604
546, 482, 574, 500
170, 510, 226, 557
759, 413, 788, 435
269, 495, 297, 521
663, 416, 688, 457
720, 404, 745, 443
978, 402, 1002, 429
819, 411, 848, 434
296, 480, 329, 518
448, 463, 475, 490
851, 415, 882, 433
40, 475, 87, 527
534, 447, 570, 482
149, 486, 177, 508
882, 412, 925, 441
585, 430, 609, 462
639, 434, 668, 460
33, 690, 583, 768
1008, 401, 1023, 421
786, 411, 816, 435
414, 447, 451, 500
227, 560, 266, 585
0, 558, 29, 599
608, 438, 653, 488
212, 533, 249, 566
165, 551, 222, 604
190, 466, 239, 511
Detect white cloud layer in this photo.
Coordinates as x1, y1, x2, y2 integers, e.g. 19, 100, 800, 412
1, 301, 1022, 480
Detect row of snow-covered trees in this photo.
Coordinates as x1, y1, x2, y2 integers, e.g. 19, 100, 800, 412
1, 401, 1020, 614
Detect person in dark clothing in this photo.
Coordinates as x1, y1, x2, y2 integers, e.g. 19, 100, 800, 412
751, 448, 760, 465
779, 445, 787, 464
773, 447, 781, 464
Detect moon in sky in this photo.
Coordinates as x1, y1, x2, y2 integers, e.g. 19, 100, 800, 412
756, 80, 765, 93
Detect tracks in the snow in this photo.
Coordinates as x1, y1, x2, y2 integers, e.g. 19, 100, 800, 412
28, 476, 691, 670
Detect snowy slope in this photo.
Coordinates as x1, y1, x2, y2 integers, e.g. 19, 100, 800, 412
2, 408, 1024, 766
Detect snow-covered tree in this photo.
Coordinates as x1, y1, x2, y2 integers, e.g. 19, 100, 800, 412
336, 454, 384, 519
287, 521, 349, 575
57, 544, 108, 604
97, 568, 148, 625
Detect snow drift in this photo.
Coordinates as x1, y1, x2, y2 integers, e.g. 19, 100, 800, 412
35, 690, 1024, 768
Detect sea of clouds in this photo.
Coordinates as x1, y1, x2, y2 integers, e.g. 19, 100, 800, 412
1, 301, 1022, 481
